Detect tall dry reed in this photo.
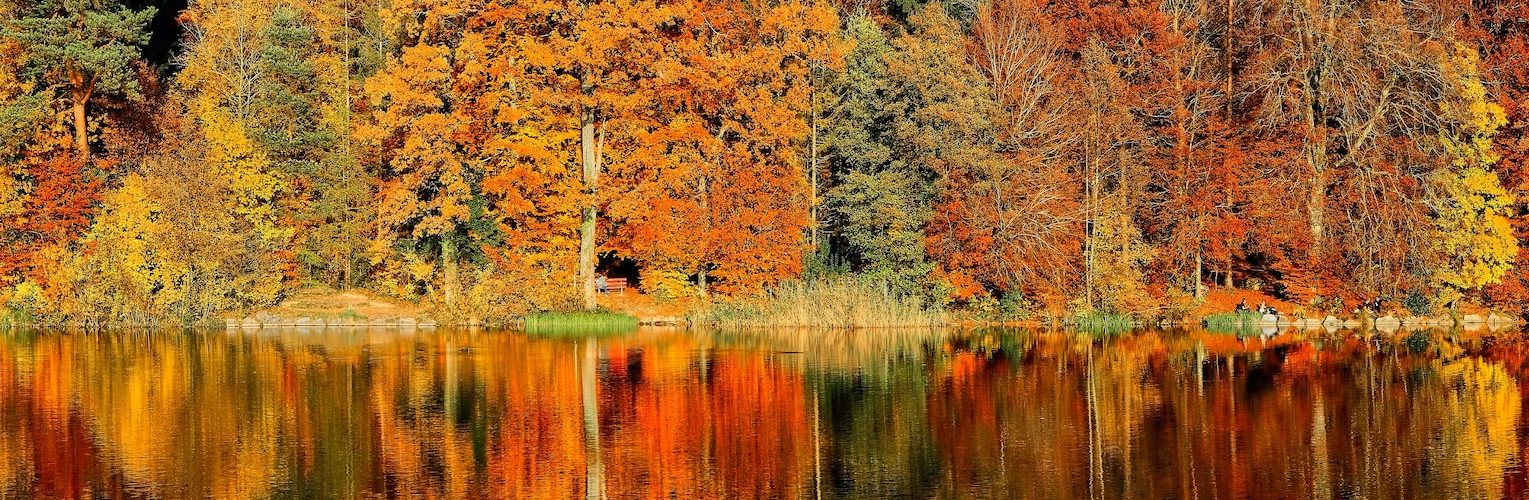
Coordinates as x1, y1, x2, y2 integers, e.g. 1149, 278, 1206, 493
692, 278, 944, 329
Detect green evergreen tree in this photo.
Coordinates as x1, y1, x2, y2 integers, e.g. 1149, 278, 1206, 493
821, 16, 936, 298
821, 10, 999, 302
3, 0, 155, 161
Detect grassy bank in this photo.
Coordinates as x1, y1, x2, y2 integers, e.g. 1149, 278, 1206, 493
692, 278, 944, 329
522, 310, 640, 336
1071, 311, 1136, 336
1203, 311, 1261, 335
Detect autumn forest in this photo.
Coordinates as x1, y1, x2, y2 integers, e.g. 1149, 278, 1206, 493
4, 0, 1529, 325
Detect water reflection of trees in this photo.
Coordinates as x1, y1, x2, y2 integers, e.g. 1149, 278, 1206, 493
0, 328, 1524, 498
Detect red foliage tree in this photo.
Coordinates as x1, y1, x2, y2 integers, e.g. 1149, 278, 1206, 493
0, 154, 103, 282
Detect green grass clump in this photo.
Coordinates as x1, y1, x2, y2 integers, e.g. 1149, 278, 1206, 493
1072, 311, 1135, 336
1204, 311, 1261, 335
522, 310, 639, 336
693, 278, 944, 329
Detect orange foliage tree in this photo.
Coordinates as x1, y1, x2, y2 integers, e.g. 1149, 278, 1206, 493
493, 0, 684, 308
609, 0, 841, 295
927, 0, 1078, 309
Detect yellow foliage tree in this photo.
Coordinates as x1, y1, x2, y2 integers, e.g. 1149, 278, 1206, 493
1431, 167, 1516, 295
48, 128, 289, 325
201, 110, 290, 242
1431, 44, 1517, 302
1439, 44, 1509, 169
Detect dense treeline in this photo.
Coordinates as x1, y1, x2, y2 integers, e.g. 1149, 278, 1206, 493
1, 0, 1527, 324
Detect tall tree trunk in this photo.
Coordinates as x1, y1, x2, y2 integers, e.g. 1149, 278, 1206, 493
1305, 86, 1327, 251
441, 237, 459, 305
579, 97, 600, 310
697, 173, 710, 298
809, 82, 820, 251
1082, 110, 1095, 309
696, 126, 724, 297
1194, 252, 1204, 299
72, 89, 90, 161
1301, 11, 1328, 262
1308, 165, 1326, 251
1306, 107, 1328, 263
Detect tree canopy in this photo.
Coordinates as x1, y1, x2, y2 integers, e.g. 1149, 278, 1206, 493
3, 0, 1529, 324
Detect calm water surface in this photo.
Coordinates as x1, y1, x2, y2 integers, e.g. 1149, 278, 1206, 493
1, 326, 1527, 498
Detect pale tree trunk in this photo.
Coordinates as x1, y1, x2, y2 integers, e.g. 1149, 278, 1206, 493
1308, 166, 1326, 249
1306, 97, 1328, 263
1299, 0, 1330, 263
1194, 252, 1204, 299
1305, 69, 1327, 253
579, 90, 601, 310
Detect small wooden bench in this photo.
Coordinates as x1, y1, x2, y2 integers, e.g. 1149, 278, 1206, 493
605, 278, 628, 294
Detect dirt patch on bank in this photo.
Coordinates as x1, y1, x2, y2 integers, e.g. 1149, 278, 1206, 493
259, 287, 424, 321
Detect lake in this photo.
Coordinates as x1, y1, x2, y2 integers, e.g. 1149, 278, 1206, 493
0, 326, 1525, 498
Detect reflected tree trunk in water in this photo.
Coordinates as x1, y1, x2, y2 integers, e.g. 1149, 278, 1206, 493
1226, 355, 1239, 489
813, 386, 821, 500
582, 339, 603, 500
446, 340, 457, 425
1086, 346, 1102, 500
1176, 367, 1194, 500
1312, 386, 1330, 500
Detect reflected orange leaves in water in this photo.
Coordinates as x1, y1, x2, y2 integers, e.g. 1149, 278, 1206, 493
0, 328, 1525, 498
